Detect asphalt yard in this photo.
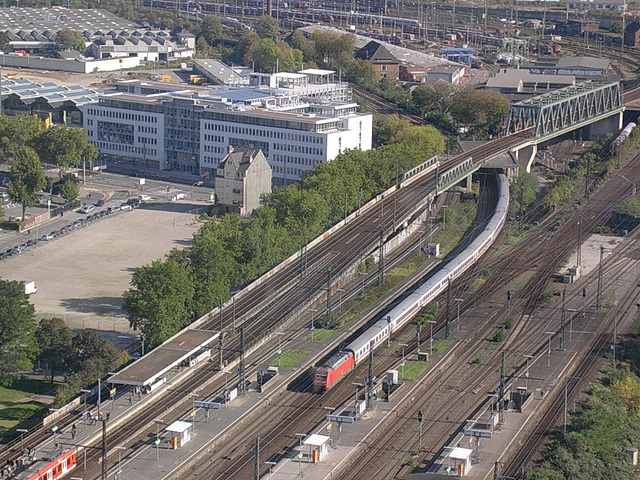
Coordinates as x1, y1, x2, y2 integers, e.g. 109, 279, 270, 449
1, 201, 205, 334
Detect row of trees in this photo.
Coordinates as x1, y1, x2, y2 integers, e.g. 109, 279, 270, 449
0, 115, 97, 219
124, 130, 444, 348
0, 280, 123, 405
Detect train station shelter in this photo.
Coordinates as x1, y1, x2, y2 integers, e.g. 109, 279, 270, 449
445, 447, 473, 476
303, 434, 330, 463
108, 329, 219, 388
166, 420, 192, 448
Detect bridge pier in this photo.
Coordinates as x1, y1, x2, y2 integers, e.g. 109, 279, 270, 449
584, 111, 623, 140
511, 143, 537, 173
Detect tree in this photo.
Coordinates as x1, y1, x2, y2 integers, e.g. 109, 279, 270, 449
33, 126, 95, 177
0, 115, 43, 163
123, 259, 195, 348
233, 30, 261, 65
196, 36, 215, 59
396, 125, 446, 155
0, 32, 11, 54
256, 15, 280, 41
67, 329, 120, 382
372, 115, 413, 147
411, 82, 455, 115
310, 31, 355, 68
36, 318, 73, 384
56, 28, 86, 52
200, 15, 223, 46
58, 177, 79, 201
290, 30, 313, 61
610, 20, 624, 34
0, 279, 38, 386
8, 146, 46, 220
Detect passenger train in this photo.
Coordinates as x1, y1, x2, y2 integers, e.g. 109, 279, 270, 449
17, 449, 77, 480
314, 173, 510, 391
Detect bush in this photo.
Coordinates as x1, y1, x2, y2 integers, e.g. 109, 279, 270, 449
471, 356, 484, 364
599, 225, 611, 234
504, 317, 514, 329
492, 330, 505, 342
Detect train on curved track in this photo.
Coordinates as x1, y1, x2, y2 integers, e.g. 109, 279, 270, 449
314, 173, 510, 391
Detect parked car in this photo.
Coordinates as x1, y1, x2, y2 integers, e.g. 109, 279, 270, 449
40, 232, 55, 241
95, 199, 105, 207
119, 204, 132, 211
80, 205, 95, 214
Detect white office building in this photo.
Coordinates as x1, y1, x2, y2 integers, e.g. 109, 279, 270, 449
83, 69, 372, 185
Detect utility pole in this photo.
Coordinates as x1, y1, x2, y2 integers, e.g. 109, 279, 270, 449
613, 314, 617, 369
577, 218, 582, 267
560, 288, 566, 351
300, 243, 307, 278
253, 436, 260, 480
378, 229, 385, 286
239, 326, 246, 395
219, 298, 224, 366
367, 340, 374, 410
446, 279, 451, 338
326, 267, 332, 328
499, 351, 505, 425
418, 410, 424, 450
597, 246, 604, 310
102, 418, 108, 480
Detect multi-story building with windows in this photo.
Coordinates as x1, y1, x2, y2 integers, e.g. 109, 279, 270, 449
83, 69, 372, 185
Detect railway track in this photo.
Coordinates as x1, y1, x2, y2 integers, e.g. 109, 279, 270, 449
326, 148, 640, 477
179, 170, 502, 479
350, 84, 425, 125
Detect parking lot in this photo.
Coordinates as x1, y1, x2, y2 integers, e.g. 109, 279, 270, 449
1, 201, 205, 333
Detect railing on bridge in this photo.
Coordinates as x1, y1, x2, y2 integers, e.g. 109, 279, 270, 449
506, 80, 622, 141
437, 157, 475, 194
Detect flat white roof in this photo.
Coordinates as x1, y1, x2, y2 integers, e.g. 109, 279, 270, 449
299, 68, 334, 76
166, 420, 192, 433
449, 447, 473, 460
275, 72, 306, 79
304, 434, 330, 447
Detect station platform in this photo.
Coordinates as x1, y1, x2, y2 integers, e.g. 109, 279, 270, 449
108, 329, 219, 387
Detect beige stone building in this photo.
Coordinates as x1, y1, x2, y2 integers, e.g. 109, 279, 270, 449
216, 148, 271, 217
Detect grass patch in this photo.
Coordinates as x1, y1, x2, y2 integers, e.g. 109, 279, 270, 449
0, 402, 47, 430
304, 328, 337, 343
431, 338, 454, 355
0, 377, 57, 405
466, 277, 486, 293
388, 263, 419, 279
399, 360, 429, 381
270, 349, 310, 368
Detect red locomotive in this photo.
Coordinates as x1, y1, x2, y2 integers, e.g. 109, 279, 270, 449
314, 351, 355, 391
21, 449, 76, 480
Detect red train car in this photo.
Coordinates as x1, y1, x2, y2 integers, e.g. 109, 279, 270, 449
314, 351, 354, 391
22, 449, 76, 480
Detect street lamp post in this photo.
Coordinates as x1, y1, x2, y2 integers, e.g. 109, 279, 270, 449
564, 376, 582, 435
114, 446, 126, 478
153, 418, 164, 461
221, 371, 231, 406
188, 393, 199, 433
522, 354, 534, 390
352, 382, 363, 410
399, 343, 409, 378
265, 461, 277, 479
567, 308, 578, 342
454, 298, 463, 331
308, 308, 318, 342
275, 332, 285, 367
427, 320, 436, 355
337, 288, 345, 311
16, 428, 27, 453
545, 331, 555, 367
442, 205, 449, 231
295, 433, 306, 477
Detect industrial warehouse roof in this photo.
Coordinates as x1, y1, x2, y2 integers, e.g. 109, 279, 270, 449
298, 25, 459, 69
0, 75, 99, 106
0, 7, 137, 32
